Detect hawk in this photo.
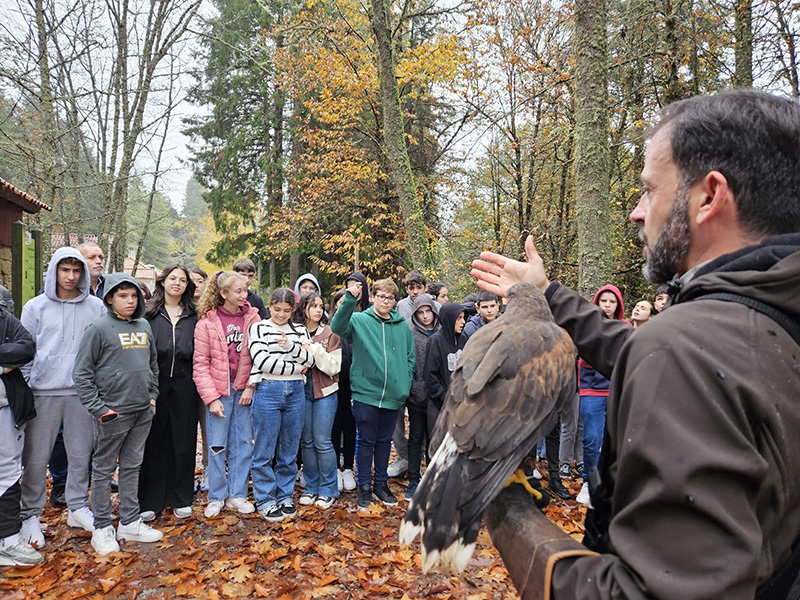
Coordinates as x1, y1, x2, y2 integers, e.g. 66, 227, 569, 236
400, 283, 577, 572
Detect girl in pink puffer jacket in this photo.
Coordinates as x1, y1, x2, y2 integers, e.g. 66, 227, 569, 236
193, 271, 261, 519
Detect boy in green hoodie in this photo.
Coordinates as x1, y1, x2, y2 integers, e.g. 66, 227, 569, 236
73, 273, 162, 556
330, 278, 415, 510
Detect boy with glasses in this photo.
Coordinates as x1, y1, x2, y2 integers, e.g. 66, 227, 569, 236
330, 279, 415, 510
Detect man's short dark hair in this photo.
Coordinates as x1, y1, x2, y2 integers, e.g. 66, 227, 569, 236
232, 258, 256, 273
655, 285, 669, 296
476, 291, 499, 306
405, 270, 427, 287
652, 90, 800, 237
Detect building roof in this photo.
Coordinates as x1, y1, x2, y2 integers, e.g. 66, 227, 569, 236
0, 177, 52, 213
124, 256, 161, 280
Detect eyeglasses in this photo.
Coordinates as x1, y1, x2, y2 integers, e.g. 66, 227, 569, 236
374, 293, 395, 303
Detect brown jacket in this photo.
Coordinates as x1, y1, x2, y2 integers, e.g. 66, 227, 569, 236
307, 324, 341, 399
545, 235, 800, 599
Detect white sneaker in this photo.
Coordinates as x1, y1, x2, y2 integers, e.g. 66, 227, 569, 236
91, 525, 119, 555
315, 495, 335, 510
576, 482, 592, 506
224, 497, 255, 514
341, 469, 356, 491
19, 516, 45, 549
337, 470, 343, 491
0, 539, 44, 566
67, 506, 95, 532
117, 519, 163, 543
299, 492, 317, 506
387, 457, 408, 478
296, 469, 306, 489
173, 506, 192, 519
140, 511, 156, 522
204, 500, 224, 518
200, 470, 209, 492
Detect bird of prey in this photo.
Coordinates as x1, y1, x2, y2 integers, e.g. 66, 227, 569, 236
400, 282, 577, 573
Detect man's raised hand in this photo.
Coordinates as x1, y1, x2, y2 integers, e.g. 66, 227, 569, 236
470, 235, 550, 298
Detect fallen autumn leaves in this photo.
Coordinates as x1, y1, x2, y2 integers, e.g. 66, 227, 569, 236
1, 463, 586, 599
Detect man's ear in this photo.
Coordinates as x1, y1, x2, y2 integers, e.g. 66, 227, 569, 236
695, 171, 735, 226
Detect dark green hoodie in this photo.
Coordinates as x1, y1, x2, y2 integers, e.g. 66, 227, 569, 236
330, 290, 415, 410
73, 272, 159, 418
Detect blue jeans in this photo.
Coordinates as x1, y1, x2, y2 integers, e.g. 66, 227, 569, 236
206, 387, 253, 502
351, 400, 400, 487
301, 387, 339, 498
580, 395, 607, 479
250, 379, 305, 508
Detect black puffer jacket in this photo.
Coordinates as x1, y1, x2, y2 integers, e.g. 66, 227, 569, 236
147, 306, 198, 379
0, 309, 36, 427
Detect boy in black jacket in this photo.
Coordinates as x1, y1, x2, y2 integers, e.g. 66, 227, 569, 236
423, 302, 467, 441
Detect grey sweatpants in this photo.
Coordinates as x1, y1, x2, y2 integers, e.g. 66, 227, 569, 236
92, 405, 154, 529
21, 394, 94, 519
559, 393, 584, 466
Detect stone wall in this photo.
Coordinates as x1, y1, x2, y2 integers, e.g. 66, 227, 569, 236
0, 245, 12, 289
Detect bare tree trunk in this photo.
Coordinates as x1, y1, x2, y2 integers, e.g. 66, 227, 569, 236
132, 58, 176, 270
289, 252, 300, 288
369, 0, 429, 270
573, 0, 612, 298
734, 0, 753, 87
34, 0, 57, 210
773, 0, 800, 97
269, 258, 276, 294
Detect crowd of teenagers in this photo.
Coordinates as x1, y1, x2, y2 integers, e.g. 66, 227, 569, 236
0, 242, 663, 565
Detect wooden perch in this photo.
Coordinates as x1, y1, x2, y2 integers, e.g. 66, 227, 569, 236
485, 485, 596, 600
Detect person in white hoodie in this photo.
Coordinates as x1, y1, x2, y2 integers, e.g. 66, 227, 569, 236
18, 247, 105, 548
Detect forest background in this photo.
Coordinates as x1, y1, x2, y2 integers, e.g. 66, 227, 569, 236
0, 0, 795, 304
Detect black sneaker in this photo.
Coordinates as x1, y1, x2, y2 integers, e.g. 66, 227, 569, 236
548, 477, 572, 500
372, 482, 398, 506
404, 481, 418, 500
279, 502, 297, 518
259, 505, 284, 522
357, 484, 372, 510
50, 486, 67, 508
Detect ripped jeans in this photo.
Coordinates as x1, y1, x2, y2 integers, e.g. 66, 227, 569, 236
205, 386, 253, 502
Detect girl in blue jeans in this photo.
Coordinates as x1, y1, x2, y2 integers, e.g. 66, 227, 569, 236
294, 292, 342, 510
193, 271, 260, 519
248, 288, 315, 521
576, 284, 628, 505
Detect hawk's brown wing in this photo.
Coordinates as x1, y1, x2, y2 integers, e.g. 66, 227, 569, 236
433, 317, 577, 462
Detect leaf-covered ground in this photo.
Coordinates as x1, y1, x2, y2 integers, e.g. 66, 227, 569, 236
1, 462, 586, 599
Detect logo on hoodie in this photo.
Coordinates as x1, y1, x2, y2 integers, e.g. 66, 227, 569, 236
118, 332, 148, 349
447, 349, 462, 372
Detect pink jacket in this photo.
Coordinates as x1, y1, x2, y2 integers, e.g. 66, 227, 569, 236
193, 305, 261, 405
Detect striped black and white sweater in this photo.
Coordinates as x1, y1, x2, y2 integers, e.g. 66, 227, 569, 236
248, 320, 315, 385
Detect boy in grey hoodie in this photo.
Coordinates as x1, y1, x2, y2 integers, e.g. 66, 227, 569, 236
73, 273, 162, 555
18, 247, 105, 548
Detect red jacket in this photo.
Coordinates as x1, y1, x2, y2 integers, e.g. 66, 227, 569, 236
193, 305, 260, 405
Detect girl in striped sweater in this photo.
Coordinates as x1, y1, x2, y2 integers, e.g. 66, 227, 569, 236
248, 288, 315, 521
